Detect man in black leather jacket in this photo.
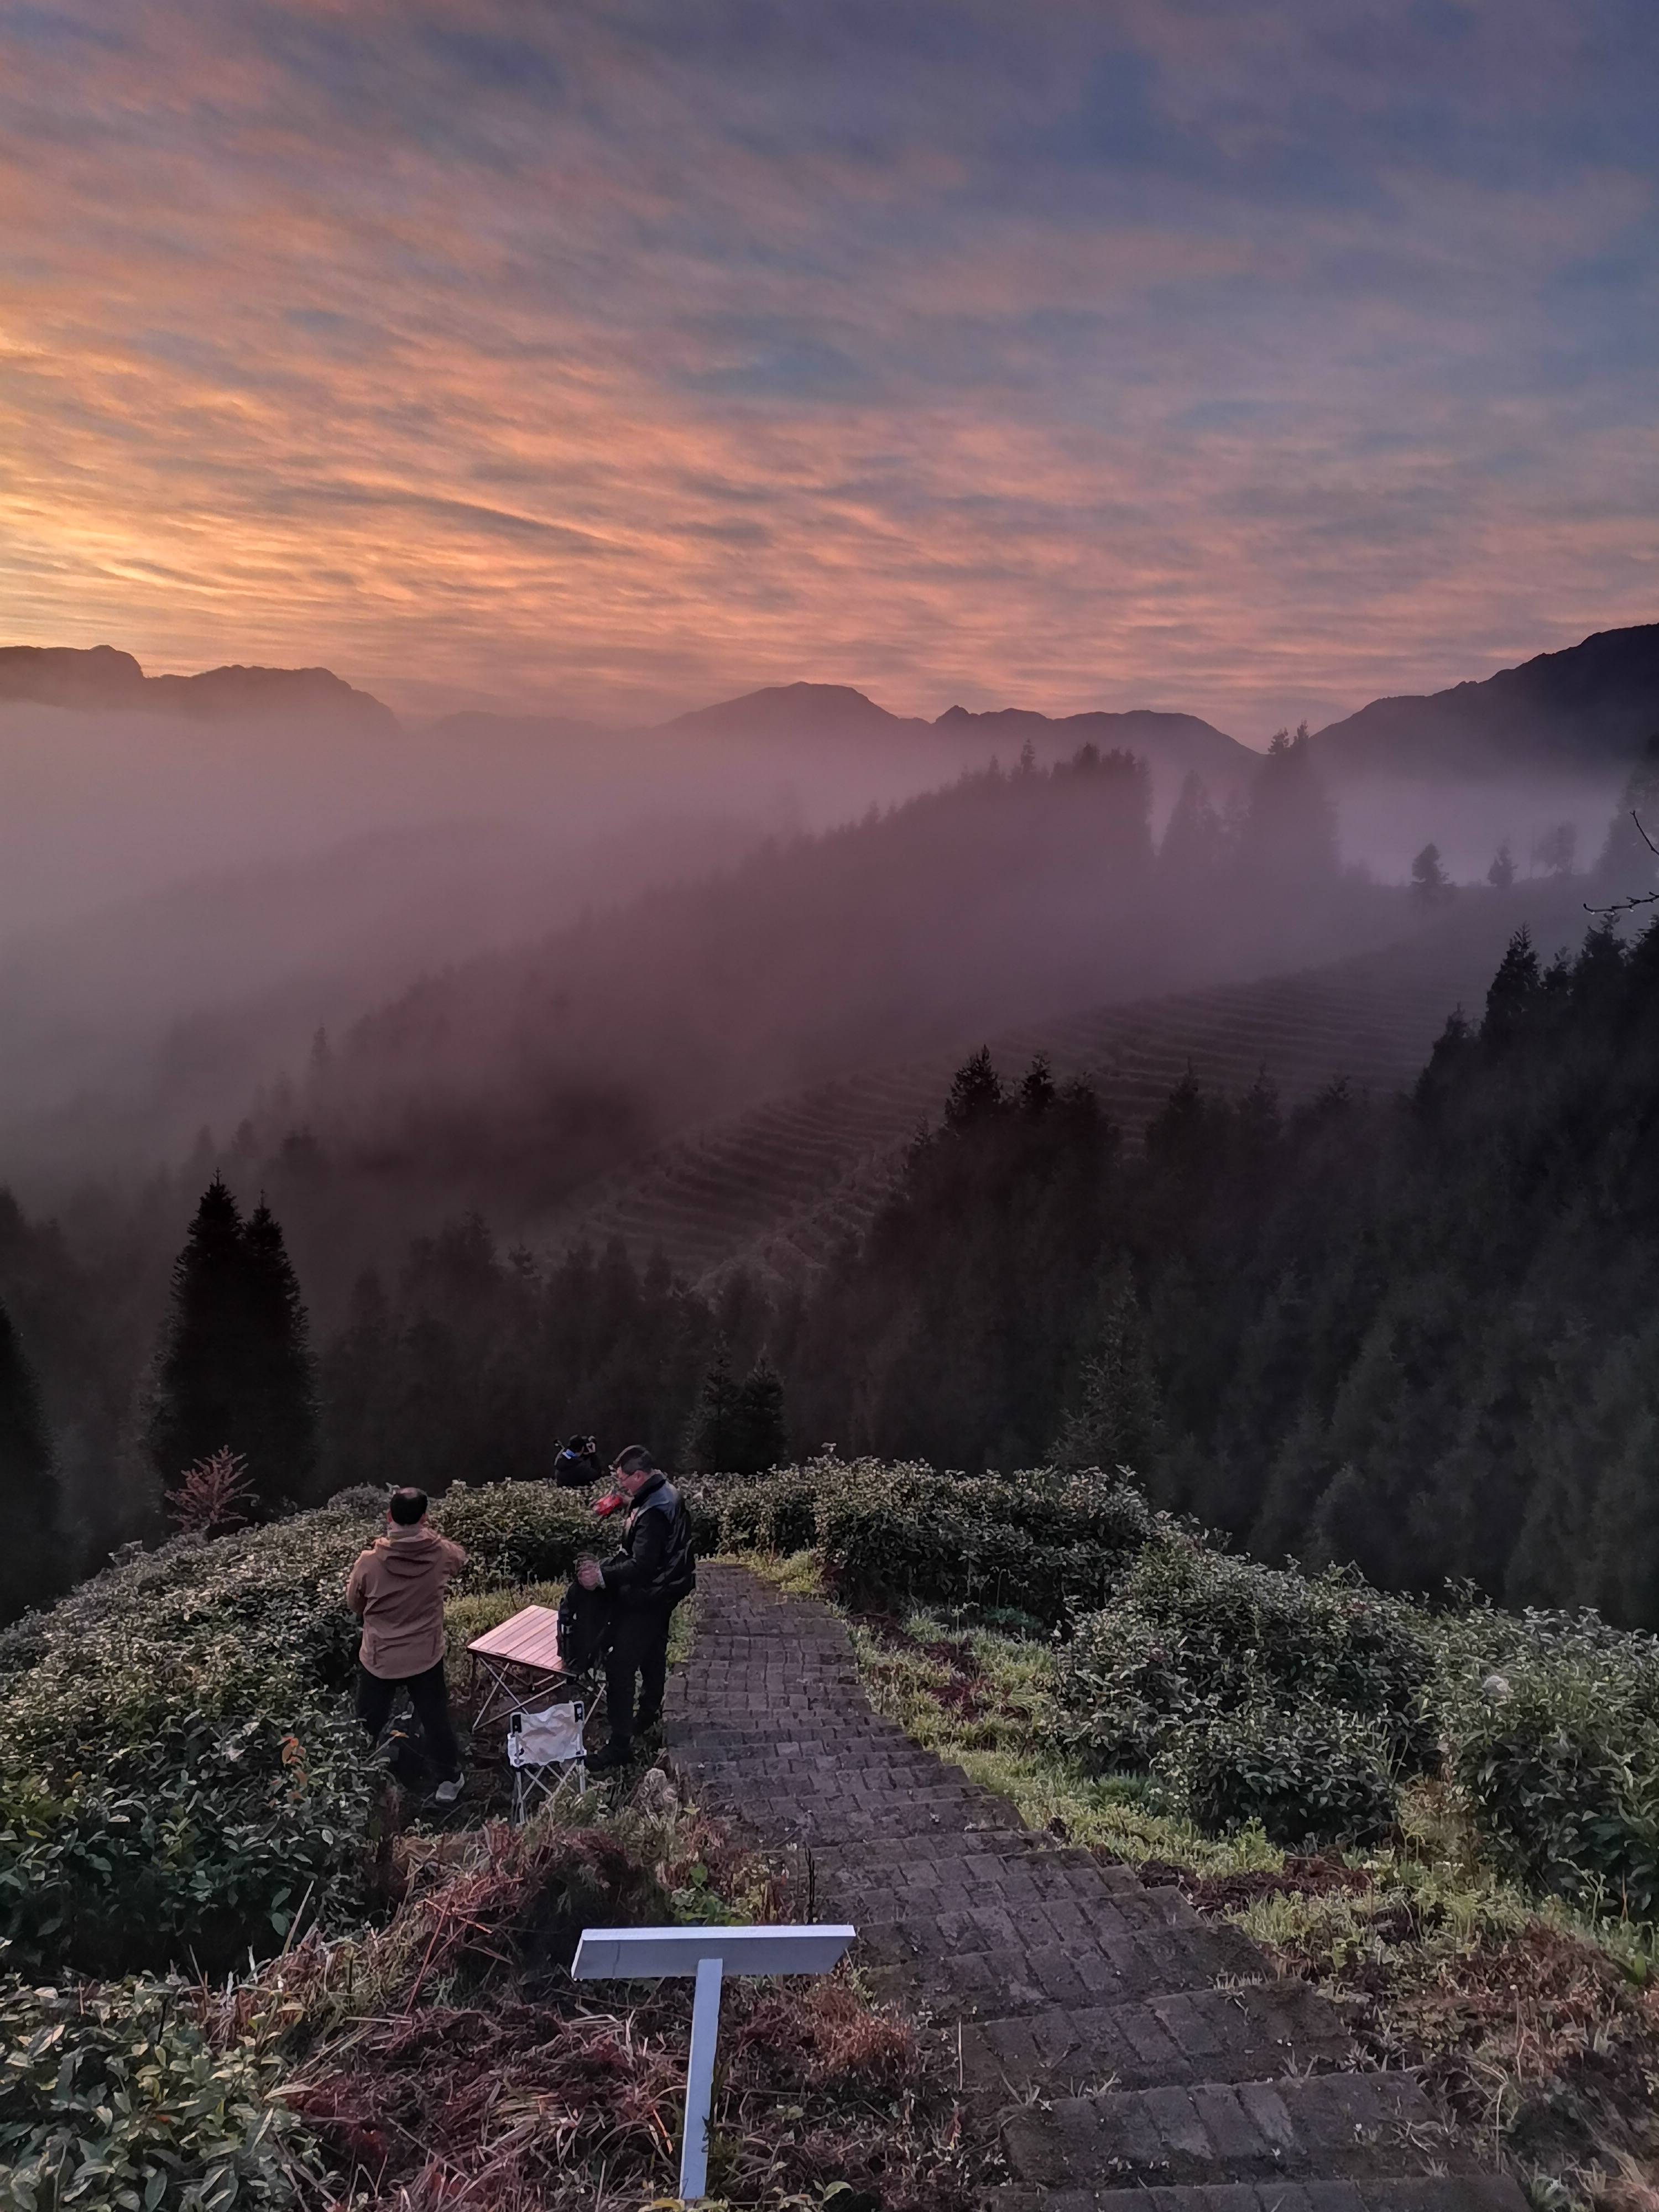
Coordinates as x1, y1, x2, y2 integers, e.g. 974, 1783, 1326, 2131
576, 1445, 695, 1772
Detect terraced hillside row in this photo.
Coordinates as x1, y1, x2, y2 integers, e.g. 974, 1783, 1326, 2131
536, 916, 1518, 1288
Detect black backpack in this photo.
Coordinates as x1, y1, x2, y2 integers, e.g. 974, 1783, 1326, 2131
557, 1578, 613, 1673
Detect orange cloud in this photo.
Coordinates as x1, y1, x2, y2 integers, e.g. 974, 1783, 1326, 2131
0, 1, 1655, 736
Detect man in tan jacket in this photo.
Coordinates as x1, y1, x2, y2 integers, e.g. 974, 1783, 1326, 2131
346, 1487, 468, 1804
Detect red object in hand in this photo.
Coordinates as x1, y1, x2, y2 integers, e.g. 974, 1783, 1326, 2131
593, 1490, 625, 1518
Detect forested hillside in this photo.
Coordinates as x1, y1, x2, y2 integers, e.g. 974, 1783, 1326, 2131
246, 733, 1404, 1267
784, 912, 1659, 1624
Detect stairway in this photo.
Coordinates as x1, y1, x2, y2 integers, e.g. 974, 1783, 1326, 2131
666, 1565, 1526, 2212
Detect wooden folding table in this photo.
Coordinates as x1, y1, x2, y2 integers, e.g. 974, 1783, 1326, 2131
466, 1603, 602, 1731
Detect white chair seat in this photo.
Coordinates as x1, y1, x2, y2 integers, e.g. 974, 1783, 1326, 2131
507, 1699, 587, 1819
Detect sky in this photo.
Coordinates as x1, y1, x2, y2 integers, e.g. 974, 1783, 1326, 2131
1, 0, 1656, 737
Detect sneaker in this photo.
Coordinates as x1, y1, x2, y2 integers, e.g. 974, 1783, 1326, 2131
585, 1743, 633, 1775
434, 1775, 464, 1805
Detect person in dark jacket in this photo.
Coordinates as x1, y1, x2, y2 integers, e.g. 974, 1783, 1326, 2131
576, 1444, 694, 1771
554, 1433, 599, 1488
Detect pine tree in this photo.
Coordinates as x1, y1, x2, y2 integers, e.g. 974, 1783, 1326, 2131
147, 1180, 316, 1511
1159, 771, 1225, 877
1238, 726, 1339, 883
1051, 1263, 1162, 1476
1410, 843, 1451, 904
1481, 928, 1541, 1048
242, 1201, 319, 1504
1486, 842, 1517, 891
733, 1357, 789, 1475
943, 1048, 1005, 1130
684, 1340, 744, 1472
1531, 821, 1578, 877
0, 1296, 59, 1623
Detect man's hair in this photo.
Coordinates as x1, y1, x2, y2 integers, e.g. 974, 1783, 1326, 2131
612, 1445, 654, 1476
389, 1486, 429, 1525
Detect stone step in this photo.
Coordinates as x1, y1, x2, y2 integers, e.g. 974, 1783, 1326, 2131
861, 1921, 1266, 2018
956, 1983, 1350, 2094
1001, 2074, 1473, 2194
987, 2178, 1528, 2212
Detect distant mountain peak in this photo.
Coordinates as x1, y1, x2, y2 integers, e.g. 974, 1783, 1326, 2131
663, 680, 914, 738
0, 644, 397, 730
1309, 621, 1659, 780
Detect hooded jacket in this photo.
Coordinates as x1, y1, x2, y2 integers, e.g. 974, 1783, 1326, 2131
346, 1521, 468, 1679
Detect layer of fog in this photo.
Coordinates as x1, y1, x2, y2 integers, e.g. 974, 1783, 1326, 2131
0, 693, 1641, 1211
1329, 768, 1625, 886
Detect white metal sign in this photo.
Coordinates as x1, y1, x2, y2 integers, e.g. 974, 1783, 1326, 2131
572, 1923, 857, 2200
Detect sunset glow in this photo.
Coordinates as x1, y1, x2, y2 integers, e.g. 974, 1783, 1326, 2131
2, 1, 1656, 733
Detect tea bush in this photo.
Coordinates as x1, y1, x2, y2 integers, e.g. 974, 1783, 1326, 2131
1439, 1609, 1659, 1918
809, 1456, 1168, 1621
431, 1480, 595, 1589
1161, 1701, 1400, 1848
695, 1468, 821, 1554
1053, 1541, 1436, 1774
0, 1506, 381, 1978
1, 1975, 318, 2210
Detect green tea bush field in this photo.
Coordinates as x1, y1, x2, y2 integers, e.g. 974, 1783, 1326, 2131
693, 1453, 1168, 1623
430, 1479, 594, 1589
0, 1480, 607, 1981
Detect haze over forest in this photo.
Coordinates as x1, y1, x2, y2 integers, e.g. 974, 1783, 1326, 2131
4, 610, 1659, 1631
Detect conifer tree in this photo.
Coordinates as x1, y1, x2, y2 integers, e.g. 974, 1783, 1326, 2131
684, 1340, 743, 1472
1410, 843, 1451, 903
243, 1201, 319, 1503
1051, 1263, 1162, 1476
733, 1356, 789, 1475
147, 1179, 316, 1510
1486, 842, 1517, 890
1159, 771, 1225, 877
1238, 726, 1338, 883
0, 1296, 58, 1622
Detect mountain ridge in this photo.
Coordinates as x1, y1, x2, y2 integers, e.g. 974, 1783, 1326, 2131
1307, 620, 1659, 780
0, 644, 398, 731
8, 620, 1659, 779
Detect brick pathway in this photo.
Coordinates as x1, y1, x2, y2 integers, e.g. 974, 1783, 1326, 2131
666, 1564, 1527, 2212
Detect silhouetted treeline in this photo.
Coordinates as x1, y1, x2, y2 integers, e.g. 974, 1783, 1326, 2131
785, 915, 1659, 1625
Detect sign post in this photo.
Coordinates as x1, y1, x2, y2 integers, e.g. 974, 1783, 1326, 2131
572, 1922, 857, 2201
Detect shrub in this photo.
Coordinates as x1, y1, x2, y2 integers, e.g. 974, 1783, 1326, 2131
1054, 1541, 1436, 1775
1, 1707, 373, 1978
1160, 1702, 1400, 1848
168, 1445, 259, 1536
432, 1480, 594, 1589
1, 1974, 318, 2210
1442, 1614, 1659, 1918
0, 1505, 383, 1978
813, 1457, 1166, 1623
699, 1469, 821, 1554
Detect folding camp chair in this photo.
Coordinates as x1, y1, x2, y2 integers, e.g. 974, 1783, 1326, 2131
507, 1699, 588, 1822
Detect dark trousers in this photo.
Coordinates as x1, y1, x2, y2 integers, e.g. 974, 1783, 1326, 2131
357, 1660, 461, 1781
604, 1600, 674, 1747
